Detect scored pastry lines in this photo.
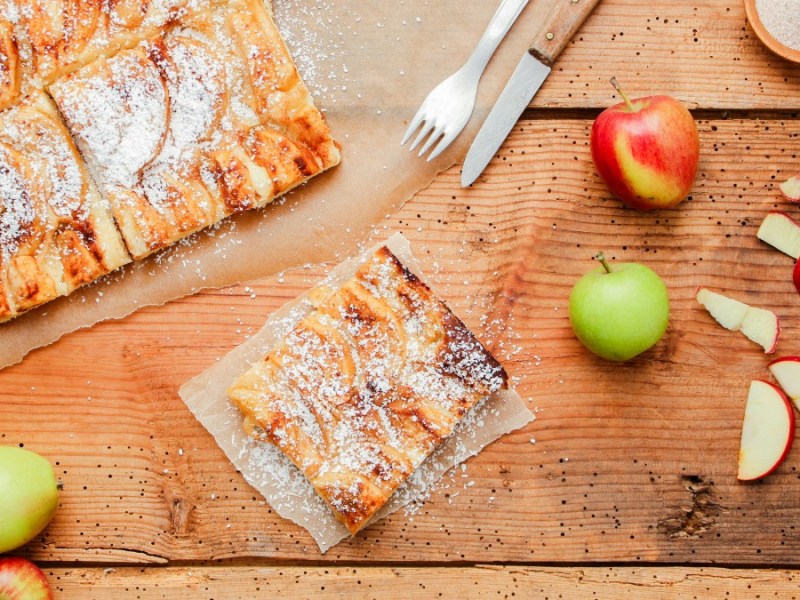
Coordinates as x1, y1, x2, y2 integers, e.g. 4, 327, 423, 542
50, 0, 341, 260
0, 91, 130, 321
0, 0, 231, 110
0, 0, 340, 320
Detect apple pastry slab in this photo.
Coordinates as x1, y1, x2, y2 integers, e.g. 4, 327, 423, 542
179, 233, 534, 550
0, 0, 340, 321
228, 244, 509, 534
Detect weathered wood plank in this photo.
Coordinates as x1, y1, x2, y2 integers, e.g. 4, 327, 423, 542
534, 0, 798, 110
47, 566, 800, 599
3, 117, 800, 564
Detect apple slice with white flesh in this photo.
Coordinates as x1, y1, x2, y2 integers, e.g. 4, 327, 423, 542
768, 356, 800, 412
695, 288, 780, 353
738, 380, 795, 481
757, 211, 800, 259
780, 176, 800, 202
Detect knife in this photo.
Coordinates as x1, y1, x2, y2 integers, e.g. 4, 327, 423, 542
461, 0, 602, 187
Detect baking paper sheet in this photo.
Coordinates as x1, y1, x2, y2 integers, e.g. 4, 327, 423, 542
179, 233, 534, 552
0, 0, 560, 368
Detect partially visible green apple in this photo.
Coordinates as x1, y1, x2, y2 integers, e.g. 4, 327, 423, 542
569, 252, 670, 361
0, 447, 59, 554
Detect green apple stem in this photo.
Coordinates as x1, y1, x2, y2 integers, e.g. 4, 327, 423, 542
610, 77, 636, 112
595, 251, 613, 274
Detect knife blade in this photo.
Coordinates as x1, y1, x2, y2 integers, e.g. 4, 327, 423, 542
461, 0, 602, 187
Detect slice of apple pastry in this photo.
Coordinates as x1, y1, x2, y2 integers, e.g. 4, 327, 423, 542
51, 0, 340, 259
0, 91, 130, 322
227, 246, 508, 535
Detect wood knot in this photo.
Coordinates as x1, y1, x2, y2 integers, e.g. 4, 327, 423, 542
657, 474, 724, 539
169, 496, 193, 537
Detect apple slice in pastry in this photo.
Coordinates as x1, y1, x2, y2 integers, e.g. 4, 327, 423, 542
51, 49, 169, 189
60, 0, 102, 60
0, 20, 20, 111
153, 33, 227, 154
22, 0, 65, 66
107, 0, 149, 29
0, 92, 131, 321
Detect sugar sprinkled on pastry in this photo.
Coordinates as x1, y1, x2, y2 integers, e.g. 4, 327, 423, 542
0, 0, 340, 322
51, 0, 341, 259
0, 0, 231, 107
227, 246, 508, 534
0, 91, 130, 322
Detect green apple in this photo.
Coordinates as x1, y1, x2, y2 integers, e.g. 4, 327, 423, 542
0, 447, 59, 553
569, 252, 670, 361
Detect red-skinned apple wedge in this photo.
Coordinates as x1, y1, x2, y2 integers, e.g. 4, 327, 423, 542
780, 175, 800, 202
738, 380, 795, 481
757, 211, 800, 259
768, 356, 800, 412
793, 261, 800, 297
0, 557, 53, 600
590, 78, 700, 211
695, 288, 780, 353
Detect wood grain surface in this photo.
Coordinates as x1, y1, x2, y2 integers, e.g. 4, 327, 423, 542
2, 0, 800, 595
48, 566, 800, 599
4, 117, 799, 566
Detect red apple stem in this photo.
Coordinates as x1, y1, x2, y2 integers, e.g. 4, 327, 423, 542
610, 77, 635, 112
595, 251, 613, 274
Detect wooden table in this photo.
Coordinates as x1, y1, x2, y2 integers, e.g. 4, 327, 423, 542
3, 0, 800, 597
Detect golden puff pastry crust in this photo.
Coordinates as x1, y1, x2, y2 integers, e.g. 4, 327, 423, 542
0, 0, 230, 108
0, 91, 130, 322
50, 0, 341, 260
0, 18, 21, 112
227, 246, 508, 535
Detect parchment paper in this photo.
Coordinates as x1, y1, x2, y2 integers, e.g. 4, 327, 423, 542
179, 233, 534, 552
0, 0, 559, 368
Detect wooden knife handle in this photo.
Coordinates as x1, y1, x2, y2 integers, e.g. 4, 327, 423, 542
529, 0, 602, 67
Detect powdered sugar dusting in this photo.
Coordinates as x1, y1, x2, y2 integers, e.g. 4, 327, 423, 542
159, 35, 224, 154
180, 234, 534, 552
229, 246, 507, 531
271, 0, 353, 103
0, 145, 36, 262
0, 98, 91, 261
56, 52, 168, 188
3, 112, 85, 221
50, 0, 340, 259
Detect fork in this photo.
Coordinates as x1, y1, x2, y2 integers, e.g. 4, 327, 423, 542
401, 0, 530, 161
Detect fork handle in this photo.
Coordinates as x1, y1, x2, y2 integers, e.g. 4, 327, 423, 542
529, 0, 602, 67
463, 0, 530, 77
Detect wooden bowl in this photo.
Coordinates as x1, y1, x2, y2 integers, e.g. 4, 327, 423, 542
744, 0, 800, 64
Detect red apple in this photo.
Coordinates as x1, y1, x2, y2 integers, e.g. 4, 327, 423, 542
793, 260, 800, 296
738, 380, 795, 481
0, 557, 53, 600
590, 78, 700, 211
